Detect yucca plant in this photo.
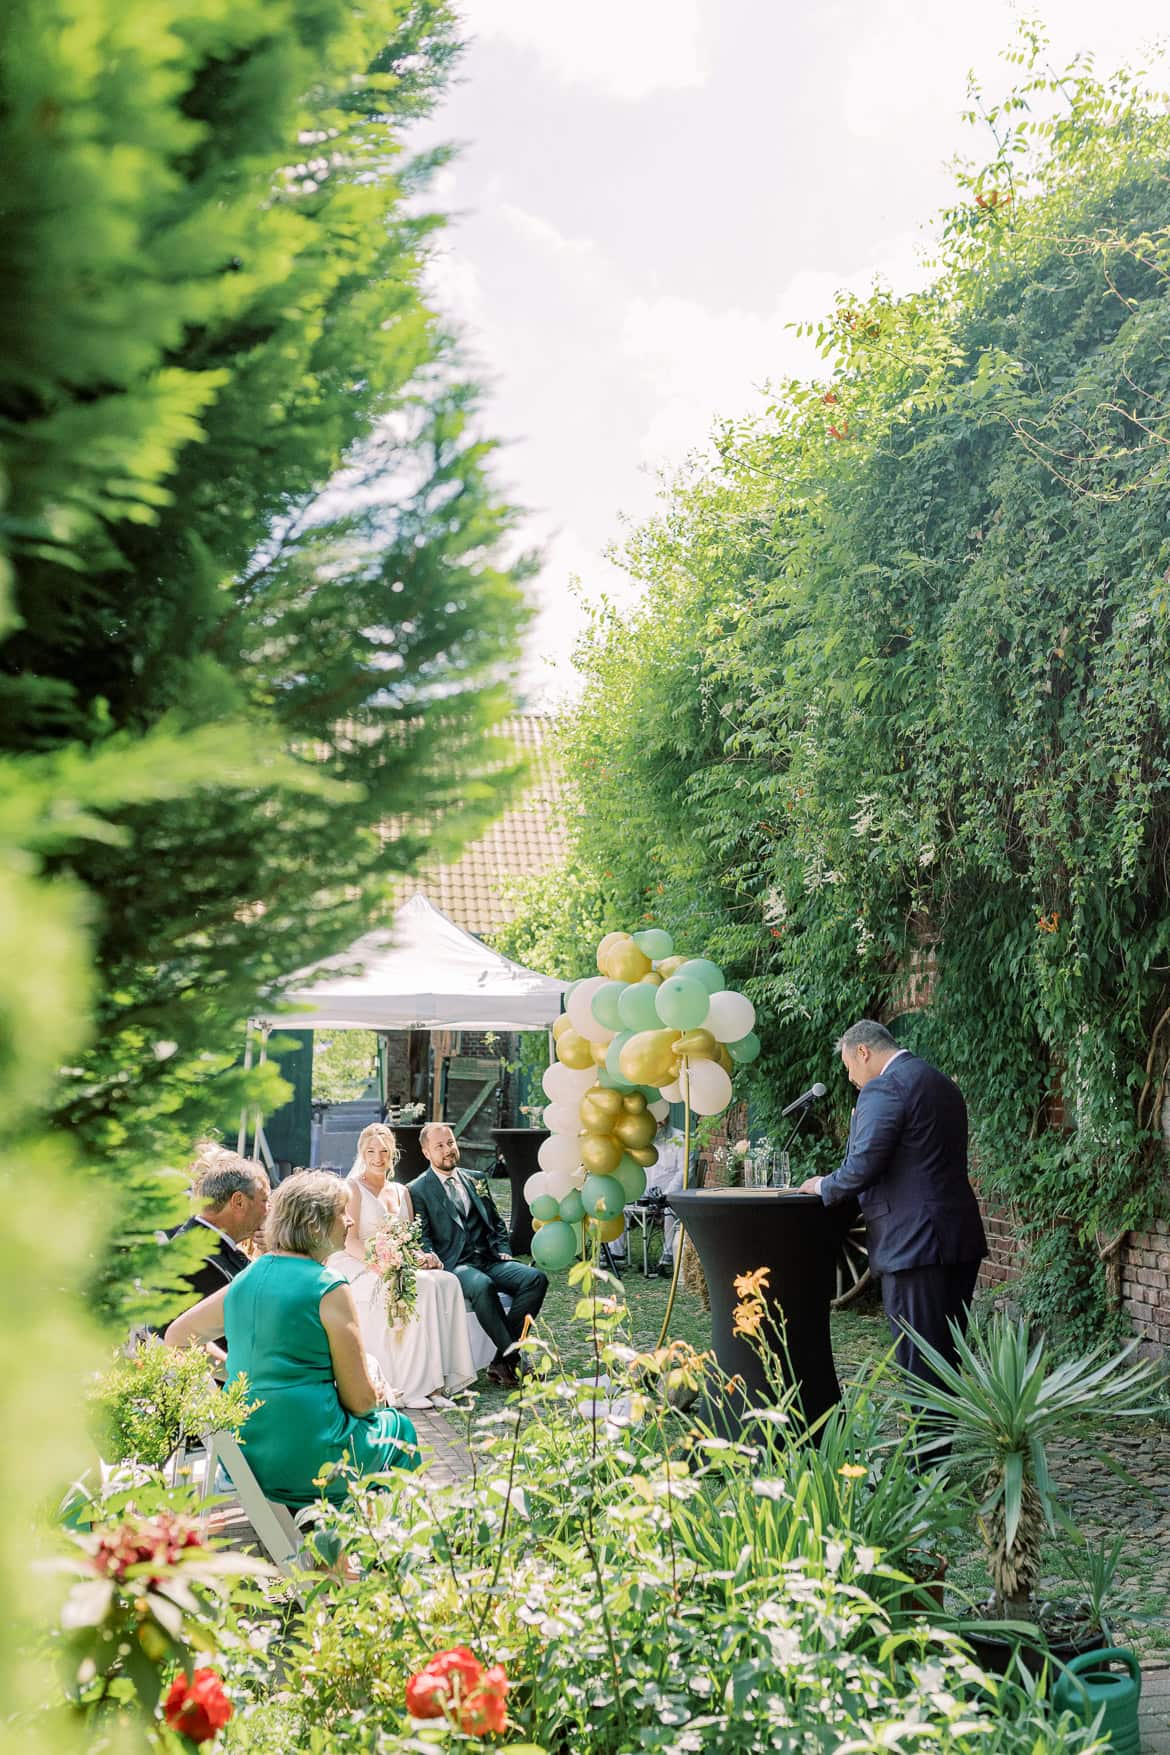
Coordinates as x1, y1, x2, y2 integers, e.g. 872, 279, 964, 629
905, 1313, 1162, 1623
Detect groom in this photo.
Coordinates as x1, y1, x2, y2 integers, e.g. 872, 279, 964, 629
409, 1122, 548, 1386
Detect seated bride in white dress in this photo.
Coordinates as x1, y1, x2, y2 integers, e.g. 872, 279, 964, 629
328, 1122, 476, 1409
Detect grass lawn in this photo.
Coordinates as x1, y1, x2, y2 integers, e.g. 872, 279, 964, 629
469, 1170, 1170, 1660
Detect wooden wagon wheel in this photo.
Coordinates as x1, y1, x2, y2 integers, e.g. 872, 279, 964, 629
831, 1213, 872, 1309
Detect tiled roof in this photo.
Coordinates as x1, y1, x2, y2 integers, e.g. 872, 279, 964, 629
402, 714, 572, 937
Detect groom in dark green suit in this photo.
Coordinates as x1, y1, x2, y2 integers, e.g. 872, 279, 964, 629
409, 1123, 548, 1386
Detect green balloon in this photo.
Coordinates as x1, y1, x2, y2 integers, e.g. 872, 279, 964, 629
558, 1188, 586, 1223
605, 1031, 633, 1079
592, 980, 628, 1031
728, 1030, 761, 1065
633, 928, 674, 959
637, 1084, 662, 1103
582, 1173, 626, 1220
531, 1220, 579, 1272
678, 958, 725, 995
530, 1193, 560, 1222
598, 1067, 637, 1094
617, 982, 661, 1032
655, 975, 711, 1030
614, 1155, 647, 1202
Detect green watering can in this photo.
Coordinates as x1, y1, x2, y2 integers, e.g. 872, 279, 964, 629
1052, 1646, 1142, 1754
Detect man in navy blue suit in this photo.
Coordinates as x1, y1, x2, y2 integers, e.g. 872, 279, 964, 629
800, 1019, 986, 1388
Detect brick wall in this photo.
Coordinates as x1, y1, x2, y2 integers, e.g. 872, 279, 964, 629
976, 1188, 1170, 1352
1120, 1217, 1170, 1349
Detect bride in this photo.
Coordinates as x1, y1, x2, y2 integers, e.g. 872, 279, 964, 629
328, 1122, 476, 1409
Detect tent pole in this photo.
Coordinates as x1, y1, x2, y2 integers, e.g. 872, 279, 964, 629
237, 1023, 254, 1154
249, 1026, 270, 1159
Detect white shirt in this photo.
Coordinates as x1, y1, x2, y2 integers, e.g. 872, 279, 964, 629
878, 1049, 909, 1077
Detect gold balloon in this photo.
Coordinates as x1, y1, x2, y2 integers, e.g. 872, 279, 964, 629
620, 1027, 681, 1087
580, 1087, 622, 1133
580, 1097, 615, 1135
607, 942, 652, 983
552, 1013, 573, 1040
533, 1217, 546, 1231
590, 1038, 610, 1066
621, 1092, 647, 1113
656, 955, 687, 979
627, 1144, 659, 1168
588, 1215, 626, 1243
597, 932, 633, 975
639, 971, 664, 987
580, 1133, 623, 1175
674, 1028, 716, 1059
716, 1043, 733, 1075
557, 1028, 593, 1070
614, 1111, 657, 1149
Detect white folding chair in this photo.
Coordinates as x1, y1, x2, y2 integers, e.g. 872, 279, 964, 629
201, 1429, 311, 1582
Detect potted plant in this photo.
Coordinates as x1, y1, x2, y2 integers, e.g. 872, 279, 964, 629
906, 1311, 1161, 1670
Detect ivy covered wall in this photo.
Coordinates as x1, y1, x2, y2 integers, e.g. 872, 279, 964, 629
496, 39, 1170, 1348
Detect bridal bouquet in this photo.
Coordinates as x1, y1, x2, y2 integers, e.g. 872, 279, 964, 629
365, 1215, 424, 1328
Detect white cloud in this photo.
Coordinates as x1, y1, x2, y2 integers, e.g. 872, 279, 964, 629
460, 0, 709, 100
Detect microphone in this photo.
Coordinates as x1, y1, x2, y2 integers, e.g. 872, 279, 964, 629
780, 1081, 827, 1119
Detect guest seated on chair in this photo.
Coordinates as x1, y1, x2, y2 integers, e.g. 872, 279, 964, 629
408, 1124, 548, 1387
163, 1144, 271, 1356
164, 1171, 419, 1509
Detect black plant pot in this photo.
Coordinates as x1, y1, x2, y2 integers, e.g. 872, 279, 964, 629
963, 1620, 1107, 1678
490, 1128, 548, 1256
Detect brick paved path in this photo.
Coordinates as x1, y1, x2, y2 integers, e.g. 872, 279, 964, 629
412, 1409, 473, 1485
1143, 1663, 1170, 1754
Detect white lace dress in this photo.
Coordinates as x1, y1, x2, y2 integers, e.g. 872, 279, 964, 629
328, 1179, 476, 1408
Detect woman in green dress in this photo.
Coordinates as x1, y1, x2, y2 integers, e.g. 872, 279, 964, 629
166, 1170, 418, 1507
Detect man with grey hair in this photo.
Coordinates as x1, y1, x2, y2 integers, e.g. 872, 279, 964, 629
799, 1020, 986, 1388
168, 1145, 271, 1308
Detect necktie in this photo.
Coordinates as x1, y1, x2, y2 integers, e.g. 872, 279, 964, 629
443, 1174, 468, 1217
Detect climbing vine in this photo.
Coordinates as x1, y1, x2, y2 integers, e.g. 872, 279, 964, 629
499, 34, 1170, 1344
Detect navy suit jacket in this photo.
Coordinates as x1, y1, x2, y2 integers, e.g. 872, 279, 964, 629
819, 1053, 986, 1276
407, 1167, 511, 1272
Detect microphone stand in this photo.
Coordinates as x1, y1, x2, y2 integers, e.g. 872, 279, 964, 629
771, 1101, 817, 1186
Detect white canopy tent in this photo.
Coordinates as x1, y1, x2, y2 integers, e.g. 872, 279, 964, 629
241, 893, 566, 1162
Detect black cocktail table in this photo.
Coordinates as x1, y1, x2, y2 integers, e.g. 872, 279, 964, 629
490, 1128, 548, 1256
667, 1187, 842, 1429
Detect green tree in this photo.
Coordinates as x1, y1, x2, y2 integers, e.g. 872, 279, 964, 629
0, 0, 531, 1321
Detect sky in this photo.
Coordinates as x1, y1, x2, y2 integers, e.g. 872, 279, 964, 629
413, 1, 1168, 702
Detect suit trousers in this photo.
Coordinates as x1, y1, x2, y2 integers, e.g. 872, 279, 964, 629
454, 1258, 549, 1360
880, 1258, 982, 1391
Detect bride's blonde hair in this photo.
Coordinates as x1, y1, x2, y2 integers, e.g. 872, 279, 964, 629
349, 1121, 399, 1181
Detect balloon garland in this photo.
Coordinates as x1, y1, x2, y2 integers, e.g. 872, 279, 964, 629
522, 926, 760, 1343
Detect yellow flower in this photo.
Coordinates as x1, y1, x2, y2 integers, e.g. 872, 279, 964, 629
838, 1463, 867, 1481
733, 1300, 765, 1337
733, 1267, 771, 1299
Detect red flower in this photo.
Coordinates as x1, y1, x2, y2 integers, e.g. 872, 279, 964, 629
406, 1648, 509, 1735
93, 1511, 205, 1583
828, 423, 850, 441
163, 1669, 233, 1744
463, 1665, 509, 1735
822, 391, 838, 405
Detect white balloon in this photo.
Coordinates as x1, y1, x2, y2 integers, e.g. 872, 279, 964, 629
567, 975, 614, 1044
542, 1101, 579, 1135
681, 1058, 733, 1116
705, 990, 757, 1043
543, 1062, 596, 1104
649, 1099, 670, 1121
523, 1171, 548, 1203
539, 1131, 582, 1175
543, 1166, 577, 1200
659, 1079, 683, 1104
